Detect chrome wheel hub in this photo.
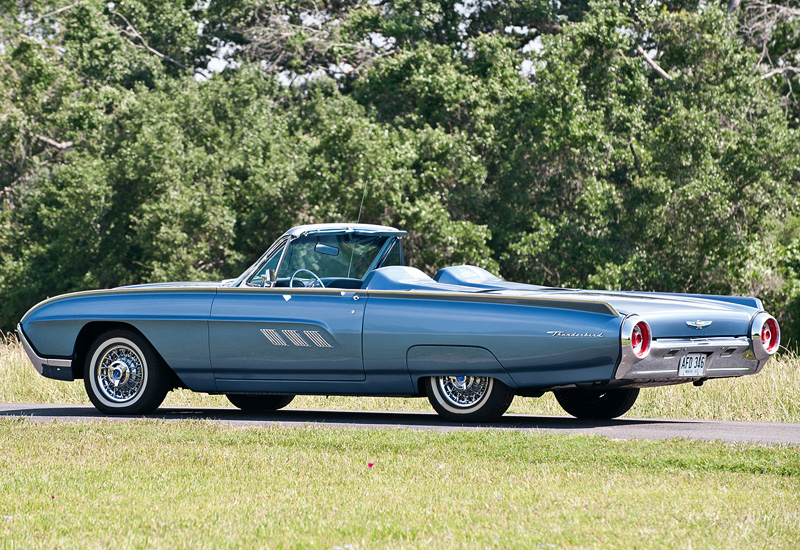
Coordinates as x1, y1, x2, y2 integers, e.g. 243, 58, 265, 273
438, 376, 490, 408
96, 345, 144, 403
109, 360, 130, 387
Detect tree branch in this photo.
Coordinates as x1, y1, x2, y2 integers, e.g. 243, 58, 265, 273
23, 2, 82, 29
5, 2, 82, 39
749, 2, 800, 18
37, 135, 73, 150
109, 8, 187, 70
240, 5, 395, 80
636, 45, 673, 81
761, 66, 800, 79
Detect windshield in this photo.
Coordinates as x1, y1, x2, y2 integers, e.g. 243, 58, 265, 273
246, 233, 395, 286
278, 234, 390, 279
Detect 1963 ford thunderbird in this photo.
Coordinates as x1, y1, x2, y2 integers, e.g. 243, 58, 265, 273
17, 223, 781, 422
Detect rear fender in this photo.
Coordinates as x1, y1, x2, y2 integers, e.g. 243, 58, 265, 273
407, 345, 515, 392
624, 291, 763, 310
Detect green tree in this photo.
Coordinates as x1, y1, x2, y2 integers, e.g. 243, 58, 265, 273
1, 0, 799, 346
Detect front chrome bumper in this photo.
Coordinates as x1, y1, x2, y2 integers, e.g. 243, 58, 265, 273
614, 336, 765, 384
16, 324, 74, 381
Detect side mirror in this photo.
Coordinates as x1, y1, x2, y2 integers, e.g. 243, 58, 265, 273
262, 269, 277, 287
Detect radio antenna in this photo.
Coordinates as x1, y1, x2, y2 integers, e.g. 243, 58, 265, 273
356, 179, 368, 223
348, 179, 370, 278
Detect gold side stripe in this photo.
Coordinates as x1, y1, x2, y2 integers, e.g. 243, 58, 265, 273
365, 290, 619, 317
216, 287, 618, 316
71, 286, 617, 318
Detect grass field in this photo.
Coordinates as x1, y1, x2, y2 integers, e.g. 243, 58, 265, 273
2, 335, 800, 548
2, 334, 799, 422
1, 421, 799, 549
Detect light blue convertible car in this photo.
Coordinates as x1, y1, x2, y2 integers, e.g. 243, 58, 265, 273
17, 223, 781, 421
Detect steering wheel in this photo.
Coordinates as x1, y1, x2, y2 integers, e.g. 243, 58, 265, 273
288, 269, 325, 288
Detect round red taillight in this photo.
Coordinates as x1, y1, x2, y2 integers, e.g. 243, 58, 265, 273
631, 321, 651, 358
751, 313, 780, 360
763, 318, 780, 354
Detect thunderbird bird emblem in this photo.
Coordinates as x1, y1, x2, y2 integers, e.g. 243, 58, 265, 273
686, 320, 713, 330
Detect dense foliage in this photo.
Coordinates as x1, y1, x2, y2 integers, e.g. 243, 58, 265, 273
1, 0, 799, 344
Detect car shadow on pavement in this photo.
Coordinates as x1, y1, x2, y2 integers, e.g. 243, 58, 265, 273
0, 403, 693, 431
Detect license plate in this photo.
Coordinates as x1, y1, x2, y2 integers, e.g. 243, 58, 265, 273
679, 353, 706, 377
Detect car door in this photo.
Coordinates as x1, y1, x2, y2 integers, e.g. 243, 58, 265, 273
208, 287, 367, 382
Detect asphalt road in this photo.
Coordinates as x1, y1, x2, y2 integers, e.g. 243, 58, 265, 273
1, 403, 798, 446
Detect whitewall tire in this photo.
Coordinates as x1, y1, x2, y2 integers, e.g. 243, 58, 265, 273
425, 376, 513, 422
84, 330, 169, 415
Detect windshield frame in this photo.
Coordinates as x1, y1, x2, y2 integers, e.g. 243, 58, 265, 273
234, 235, 292, 288
237, 233, 402, 288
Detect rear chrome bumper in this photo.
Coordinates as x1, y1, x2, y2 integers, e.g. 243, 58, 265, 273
614, 336, 765, 383
16, 324, 74, 381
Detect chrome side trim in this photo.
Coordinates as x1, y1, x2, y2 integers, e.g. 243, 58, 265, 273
614, 336, 765, 381
16, 324, 73, 376
304, 331, 333, 348
260, 329, 288, 347
282, 330, 310, 347
261, 328, 334, 349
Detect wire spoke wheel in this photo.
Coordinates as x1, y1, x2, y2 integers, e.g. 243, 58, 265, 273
426, 375, 513, 422
95, 344, 146, 403
437, 376, 491, 408
84, 330, 169, 415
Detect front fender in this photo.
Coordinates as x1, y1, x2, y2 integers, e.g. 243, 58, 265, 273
19, 287, 217, 391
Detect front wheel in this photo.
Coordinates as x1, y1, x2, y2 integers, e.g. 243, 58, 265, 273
425, 376, 513, 422
226, 394, 295, 412
84, 330, 169, 415
553, 388, 639, 419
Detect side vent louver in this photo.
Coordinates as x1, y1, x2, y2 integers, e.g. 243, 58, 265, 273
304, 331, 333, 348
260, 329, 288, 347
261, 328, 334, 349
282, 330, 310, 347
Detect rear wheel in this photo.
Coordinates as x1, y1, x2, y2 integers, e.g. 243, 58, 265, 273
425, 376, 513, 422
84, 330, 169, 415
226, 394, 295, 411
553, 388, 639, 419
